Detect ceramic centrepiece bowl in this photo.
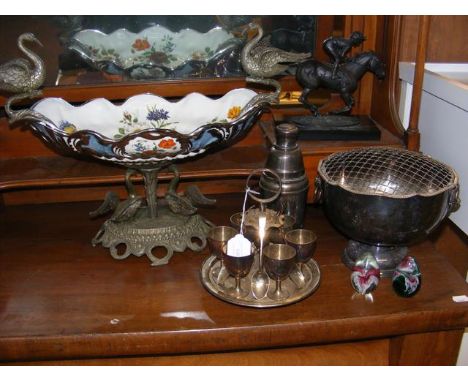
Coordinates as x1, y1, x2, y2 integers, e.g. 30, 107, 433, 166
29, 88, 264, 169
68, 25, 241, 78
19, 88, 268, 266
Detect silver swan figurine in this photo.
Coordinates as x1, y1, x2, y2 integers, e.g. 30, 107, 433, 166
240, 23, 311, 107
0, 33, 46, 123
164, 165, 216, 216
90, 169, 144, 223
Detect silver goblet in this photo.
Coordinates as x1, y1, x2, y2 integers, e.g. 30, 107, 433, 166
207, 226, 238, 284
285, 229, 317, 288
264, 244, 296, 300
222, 251, 254, 298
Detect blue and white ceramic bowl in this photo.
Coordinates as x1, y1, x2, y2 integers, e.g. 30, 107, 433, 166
29, 88, 266, 168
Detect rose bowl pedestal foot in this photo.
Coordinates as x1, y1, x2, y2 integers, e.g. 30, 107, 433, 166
342, 240, 408, 278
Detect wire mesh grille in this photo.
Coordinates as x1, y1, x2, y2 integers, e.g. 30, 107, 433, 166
319, 147, 457, 197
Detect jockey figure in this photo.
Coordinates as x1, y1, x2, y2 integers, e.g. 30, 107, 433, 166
322, 31, 366, 79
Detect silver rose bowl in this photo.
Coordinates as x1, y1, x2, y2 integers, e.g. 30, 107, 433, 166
316, 147, 460, 277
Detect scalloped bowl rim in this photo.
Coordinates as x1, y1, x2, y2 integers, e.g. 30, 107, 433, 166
69, 25, 238, 71
31, 88, 259, 142
72, 25, 233, 41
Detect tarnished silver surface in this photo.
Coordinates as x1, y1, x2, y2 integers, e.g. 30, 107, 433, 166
0, 33, 46, 123
230, 210, 295, 246
318, 147, 458, 198
200, 254, 320, 308
342, 240, 408, 278
260, 123, 309, 228
0, 33, 45, 93
93, 204, 212, 266
245, 168, 282, 205
90, 165, 215, 266
240, 23, 311, 107
241, 23, 310, 80
316, 146, 461, 276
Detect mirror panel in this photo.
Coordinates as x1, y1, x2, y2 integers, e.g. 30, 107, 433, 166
0, 15, 323, 87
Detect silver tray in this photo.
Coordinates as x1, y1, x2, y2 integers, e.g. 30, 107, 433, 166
200, 255, 321, 308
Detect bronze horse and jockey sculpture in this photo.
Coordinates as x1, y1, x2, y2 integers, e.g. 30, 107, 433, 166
295, 32, 386, 116
323, 31, 366, 79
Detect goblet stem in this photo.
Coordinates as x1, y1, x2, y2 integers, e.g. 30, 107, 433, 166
275, 278, 281, 295
271, 278, 289, 300
231, 275, 249, 298
235, 276, 242, 295
141, 169, 159, 219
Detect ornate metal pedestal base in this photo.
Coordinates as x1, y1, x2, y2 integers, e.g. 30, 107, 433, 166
342, 240, 408, 278
92, 204, 213, 266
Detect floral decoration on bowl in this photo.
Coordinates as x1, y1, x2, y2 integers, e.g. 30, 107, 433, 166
29, 88, 267, 168
68, 25, 241, 77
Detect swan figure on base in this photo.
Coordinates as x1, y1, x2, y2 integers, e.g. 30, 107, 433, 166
0, 32, 46, 123
240, 23, 311, 110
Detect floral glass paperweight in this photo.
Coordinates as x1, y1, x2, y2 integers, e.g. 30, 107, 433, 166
12, 88, 269, 265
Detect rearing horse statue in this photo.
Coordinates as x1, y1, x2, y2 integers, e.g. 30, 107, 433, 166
295, 51, 386, 116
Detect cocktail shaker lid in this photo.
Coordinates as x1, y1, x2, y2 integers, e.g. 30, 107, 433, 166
263, 123, 308, 189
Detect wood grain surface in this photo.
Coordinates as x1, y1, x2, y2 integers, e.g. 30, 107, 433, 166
0, 194, 467, 364
0, 119, 403, 206
5, 340, 390, 366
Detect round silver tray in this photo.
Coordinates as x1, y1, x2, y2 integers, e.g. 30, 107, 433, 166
200, 255, 321, 308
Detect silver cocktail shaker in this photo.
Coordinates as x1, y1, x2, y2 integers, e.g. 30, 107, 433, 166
260, 123, 309, 228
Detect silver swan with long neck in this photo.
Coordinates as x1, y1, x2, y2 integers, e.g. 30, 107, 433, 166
240, 23, 311, 110
1, 33, 46, 123
0, 33, 45, 93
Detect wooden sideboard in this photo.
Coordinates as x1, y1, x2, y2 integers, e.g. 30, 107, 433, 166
1, 15, 467, 365
0, 15, 405, 207
1, 193, 467, 365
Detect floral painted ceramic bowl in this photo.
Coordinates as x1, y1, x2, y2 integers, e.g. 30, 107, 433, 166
69, 25, 241, 78
28, 88, 266, 169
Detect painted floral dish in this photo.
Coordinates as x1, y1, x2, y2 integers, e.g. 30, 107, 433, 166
68, 25, 242, 78
27, 88, 266, 168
